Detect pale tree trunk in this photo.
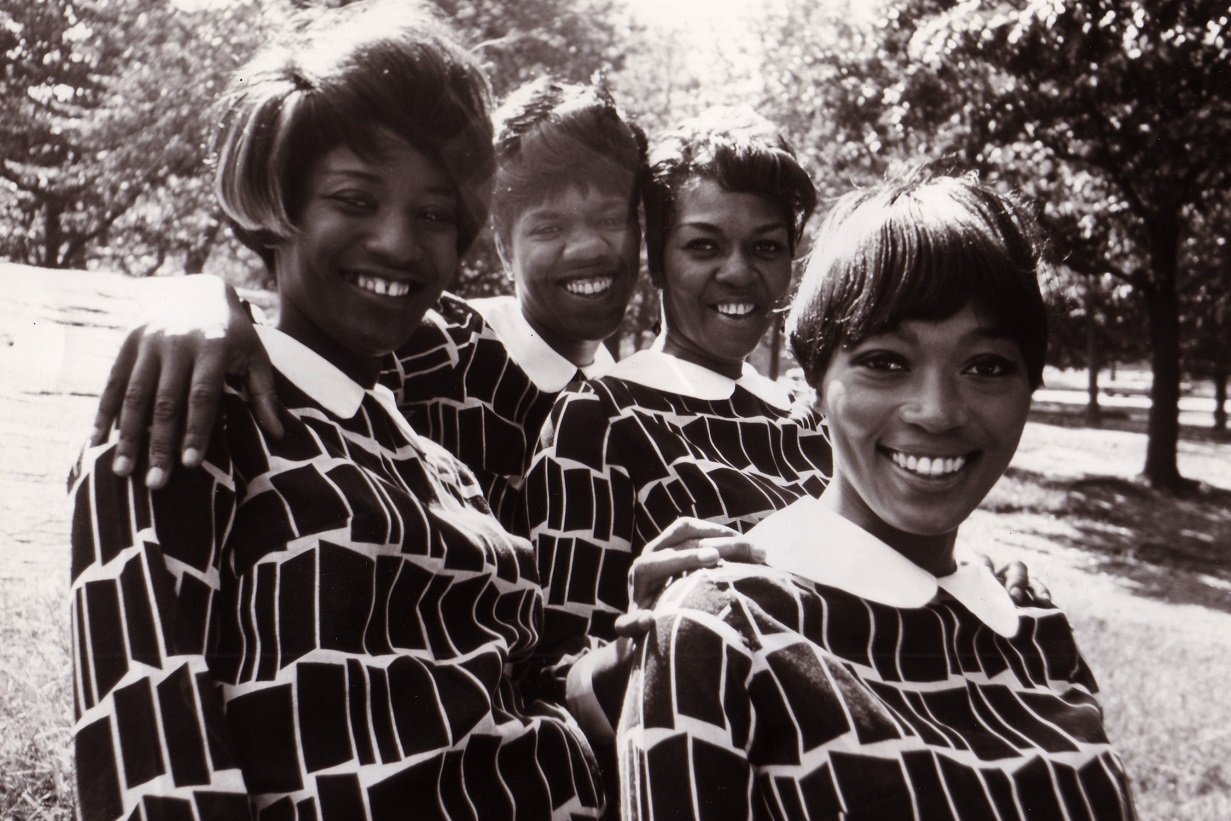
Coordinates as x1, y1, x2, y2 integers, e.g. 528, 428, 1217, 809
1085, 289, 1102, 427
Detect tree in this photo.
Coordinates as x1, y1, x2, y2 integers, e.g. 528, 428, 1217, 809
909, 0, 1231, 490
1181, 196, 1231, 433
752, 0, 1231, 491
0, 0, 278, 273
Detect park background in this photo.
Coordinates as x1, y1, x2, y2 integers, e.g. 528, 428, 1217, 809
2, 0, 1228, 817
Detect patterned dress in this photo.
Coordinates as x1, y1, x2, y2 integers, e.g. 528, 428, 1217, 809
381, 293, 613, 535
523, 349, 832, 711
70, 328, 603, 821
619, 503, 1135, 820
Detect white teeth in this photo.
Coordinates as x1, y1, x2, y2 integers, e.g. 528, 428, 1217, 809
351, 273, 411, 297
564, 277, 613, 296
715, 302, 755, 317
890, 450, 967, 477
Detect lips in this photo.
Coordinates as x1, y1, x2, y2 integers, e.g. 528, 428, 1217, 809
343, 270, 420, 299
881, 446, 973, 478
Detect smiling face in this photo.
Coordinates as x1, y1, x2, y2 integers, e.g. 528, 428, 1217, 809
659, 177, 792, 379
504, 182, 640, 366
274, 137, 459, 385
818, 303, 1033, 570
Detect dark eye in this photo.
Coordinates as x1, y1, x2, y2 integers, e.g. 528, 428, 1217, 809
753, 239, 786, 256
684, 238, 718, 253
529, 223, 561, 237
965, 355, 1019, 378
328, 191, 375, 212
852, 351, 908, 372
418, 207, 457, 227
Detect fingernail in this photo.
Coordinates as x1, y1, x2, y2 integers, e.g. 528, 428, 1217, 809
113, 455, 132, 475
145, 467, 165, 488
182, 448, 201, 467
750, 545, 768, 563
697, 547, 720, 565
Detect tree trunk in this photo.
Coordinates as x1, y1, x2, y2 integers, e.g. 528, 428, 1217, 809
1141, 216, 1185, 490
1085, 289, 1102, 427
184, 220, 221, 274
43, 202, 62, 268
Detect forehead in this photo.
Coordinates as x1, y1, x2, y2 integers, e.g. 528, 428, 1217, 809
858, 304, 1019, 348
673, 177, 786, 231
517, 181, 633, 216
314, 136, 451, 188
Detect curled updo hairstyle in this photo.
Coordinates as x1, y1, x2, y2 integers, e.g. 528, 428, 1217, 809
786, 170, 1051, 390
490, 77, 647, 247
213, 0, 495, 270
643, 108, 817, 284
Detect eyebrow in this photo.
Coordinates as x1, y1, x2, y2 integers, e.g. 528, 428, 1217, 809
320, 168, 456, 197
524, 199, 630, 219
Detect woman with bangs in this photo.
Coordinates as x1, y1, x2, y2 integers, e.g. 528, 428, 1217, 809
69, 4, 605, 818
617, 171, 1134, 819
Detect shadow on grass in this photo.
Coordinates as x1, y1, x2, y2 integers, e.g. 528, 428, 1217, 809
1031, 403, 1230, 445
985, 467, 1231, 613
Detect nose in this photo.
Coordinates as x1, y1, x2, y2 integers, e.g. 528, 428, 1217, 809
714, 249, 757, 287
900, 370, 969, 432
561, 225, 609, 264
364, 210, 422, 264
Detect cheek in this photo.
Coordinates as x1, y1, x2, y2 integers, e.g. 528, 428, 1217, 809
764, 260, 793, 302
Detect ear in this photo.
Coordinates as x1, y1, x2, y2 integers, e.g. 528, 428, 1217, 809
493, 228, 512, 270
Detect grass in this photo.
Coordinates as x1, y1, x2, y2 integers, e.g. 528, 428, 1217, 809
2, 264, 1229, 819
0, 579, 74, 819
966, 407, 1231, 820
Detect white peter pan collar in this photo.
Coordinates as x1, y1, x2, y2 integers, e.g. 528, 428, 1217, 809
745, 491, 1021, 637
606, 346, 794, 410
257, 325, 419, 429
470, 295, 615, 391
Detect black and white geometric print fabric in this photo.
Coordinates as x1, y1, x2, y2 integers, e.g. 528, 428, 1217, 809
70, 369, 603, 820
380, 292, 564, 536
523, 374, 832, 692
619, 565, 1136, 820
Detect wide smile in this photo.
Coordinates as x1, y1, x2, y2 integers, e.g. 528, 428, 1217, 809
712, 300, 759, 320
561, 275, 615, 298
879, 445, 977, 484
343, 270, 420, 299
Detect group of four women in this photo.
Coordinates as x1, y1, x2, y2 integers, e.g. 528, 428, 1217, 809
69, 1, 1134, 818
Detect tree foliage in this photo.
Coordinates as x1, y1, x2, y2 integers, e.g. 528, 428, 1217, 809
751, 0, 1231, 490
1, 0, 640, 288
1, 0, 276, 272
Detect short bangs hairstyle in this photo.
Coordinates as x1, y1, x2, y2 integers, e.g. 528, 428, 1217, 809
213, 0, 495, 270
643, 108, 817, 283
786, 171, 1051, 390
490, 77, 647, 246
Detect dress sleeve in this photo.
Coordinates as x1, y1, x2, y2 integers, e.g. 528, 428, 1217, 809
522, 385, 639, 701
69, 427, 251, 820
618, 576, 758, 820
